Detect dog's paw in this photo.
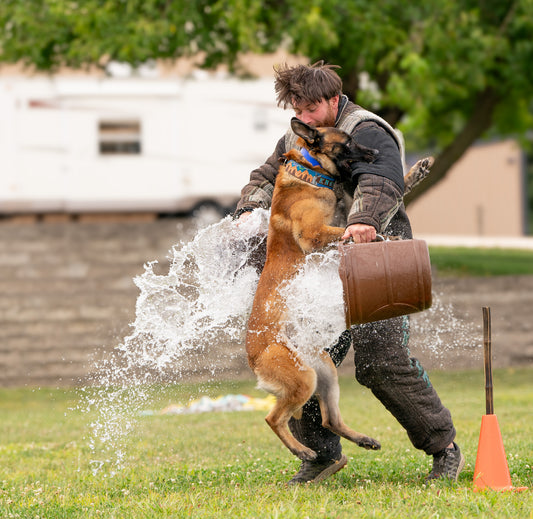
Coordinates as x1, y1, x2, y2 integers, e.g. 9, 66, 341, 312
358, 436, 381, 451
298, 448, 318, 461
404, 155, 434, 195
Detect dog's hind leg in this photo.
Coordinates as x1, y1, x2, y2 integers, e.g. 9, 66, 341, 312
314, 352, 381, 451
264, 395, 318, 461
255, 347, 320, 461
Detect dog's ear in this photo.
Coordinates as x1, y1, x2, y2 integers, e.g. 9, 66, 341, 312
353, 141, 379, 163
290, 118, 320, 147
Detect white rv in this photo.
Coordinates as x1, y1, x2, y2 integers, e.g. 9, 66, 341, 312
0, 72, 289, 217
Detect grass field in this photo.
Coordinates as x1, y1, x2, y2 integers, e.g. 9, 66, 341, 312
428, 246, 533, 276
2, 245, 532, 517
1, 368, 531, 518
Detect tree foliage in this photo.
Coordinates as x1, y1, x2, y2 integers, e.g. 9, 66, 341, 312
1, 0, 532, 202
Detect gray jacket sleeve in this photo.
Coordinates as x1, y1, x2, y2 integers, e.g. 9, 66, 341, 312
347, 122, 405, 232
347, 174, 404, 232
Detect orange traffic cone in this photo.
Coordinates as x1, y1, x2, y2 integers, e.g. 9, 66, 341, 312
473, 308, 527, 492
473, 414, 512, 491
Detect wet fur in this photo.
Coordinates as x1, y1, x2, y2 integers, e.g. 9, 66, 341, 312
246, 118, 432, 461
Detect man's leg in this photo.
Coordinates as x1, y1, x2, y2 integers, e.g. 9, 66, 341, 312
351, 316, 464, 480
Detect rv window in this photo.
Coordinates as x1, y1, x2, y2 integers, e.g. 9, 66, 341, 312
99, 120, 141, 155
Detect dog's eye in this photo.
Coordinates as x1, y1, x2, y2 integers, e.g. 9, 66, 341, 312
334, 144, 348, 154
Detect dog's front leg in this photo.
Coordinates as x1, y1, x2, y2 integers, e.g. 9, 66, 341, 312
294, 223, 345, 253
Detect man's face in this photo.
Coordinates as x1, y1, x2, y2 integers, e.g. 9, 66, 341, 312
292, 95, 339, 127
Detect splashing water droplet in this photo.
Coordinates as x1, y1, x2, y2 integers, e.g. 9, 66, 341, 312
280, 249, 346, 363
409, 291, 482, 369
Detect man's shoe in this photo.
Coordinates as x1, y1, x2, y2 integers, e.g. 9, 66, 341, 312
426, 442, 465, 482
287, 454, 348, 485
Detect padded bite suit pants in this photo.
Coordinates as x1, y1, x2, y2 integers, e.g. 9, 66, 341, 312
288, 316, 456, 461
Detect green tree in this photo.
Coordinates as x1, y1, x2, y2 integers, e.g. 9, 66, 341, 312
1, 0, 532, 204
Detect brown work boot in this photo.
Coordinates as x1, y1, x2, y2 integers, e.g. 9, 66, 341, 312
287, 454, 348, 485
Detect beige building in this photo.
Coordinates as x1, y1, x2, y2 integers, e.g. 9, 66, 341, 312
407, 139, 526, 237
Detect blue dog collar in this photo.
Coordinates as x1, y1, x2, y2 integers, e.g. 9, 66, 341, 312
285, 160, 336, 190
300, 147, 321, 167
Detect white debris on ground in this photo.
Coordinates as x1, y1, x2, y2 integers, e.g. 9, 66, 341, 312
141, 394, 276, 416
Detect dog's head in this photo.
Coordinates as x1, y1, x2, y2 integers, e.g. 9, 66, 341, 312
290, 118, 378, 177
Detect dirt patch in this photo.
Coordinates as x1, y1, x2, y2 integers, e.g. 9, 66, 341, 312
398, 274, 533, 371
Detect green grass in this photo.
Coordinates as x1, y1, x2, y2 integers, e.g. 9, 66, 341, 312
1, 369, 532, 518
429, 246, 533, 277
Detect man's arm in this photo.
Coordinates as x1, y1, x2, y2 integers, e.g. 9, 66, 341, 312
342, 175, 404, 242
343, 124, 405, 243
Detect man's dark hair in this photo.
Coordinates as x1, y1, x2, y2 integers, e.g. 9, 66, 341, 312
274, 61, 342, 109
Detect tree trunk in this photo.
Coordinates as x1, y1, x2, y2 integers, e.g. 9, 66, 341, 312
404, 87, 501, 206
343, 68, 360, 102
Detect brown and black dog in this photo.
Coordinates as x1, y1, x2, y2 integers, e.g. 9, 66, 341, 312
246, 118, 431, 461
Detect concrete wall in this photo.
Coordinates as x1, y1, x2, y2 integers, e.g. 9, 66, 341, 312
0, 217, 181, 386
0, 216, 259, 387
2, 217, 532, 388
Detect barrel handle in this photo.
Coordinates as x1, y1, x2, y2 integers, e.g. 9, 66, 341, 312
340, 234, 403, 245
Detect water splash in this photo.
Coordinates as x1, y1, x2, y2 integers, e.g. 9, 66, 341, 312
280, 249, 346, 363
410, 290, 482, 368
80, 210, 480, 473
81, 210, 270, 473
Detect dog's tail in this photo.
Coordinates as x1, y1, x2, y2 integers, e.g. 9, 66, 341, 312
404, 156, 434, 195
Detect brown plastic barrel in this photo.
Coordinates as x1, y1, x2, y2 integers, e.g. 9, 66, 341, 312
338, 238, 432, 327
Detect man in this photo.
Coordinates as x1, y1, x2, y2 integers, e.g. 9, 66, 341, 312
235, 61, 464, 485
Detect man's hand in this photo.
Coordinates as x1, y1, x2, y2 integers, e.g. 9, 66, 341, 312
341, 223, 377, 243
236, 211, 252, 224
